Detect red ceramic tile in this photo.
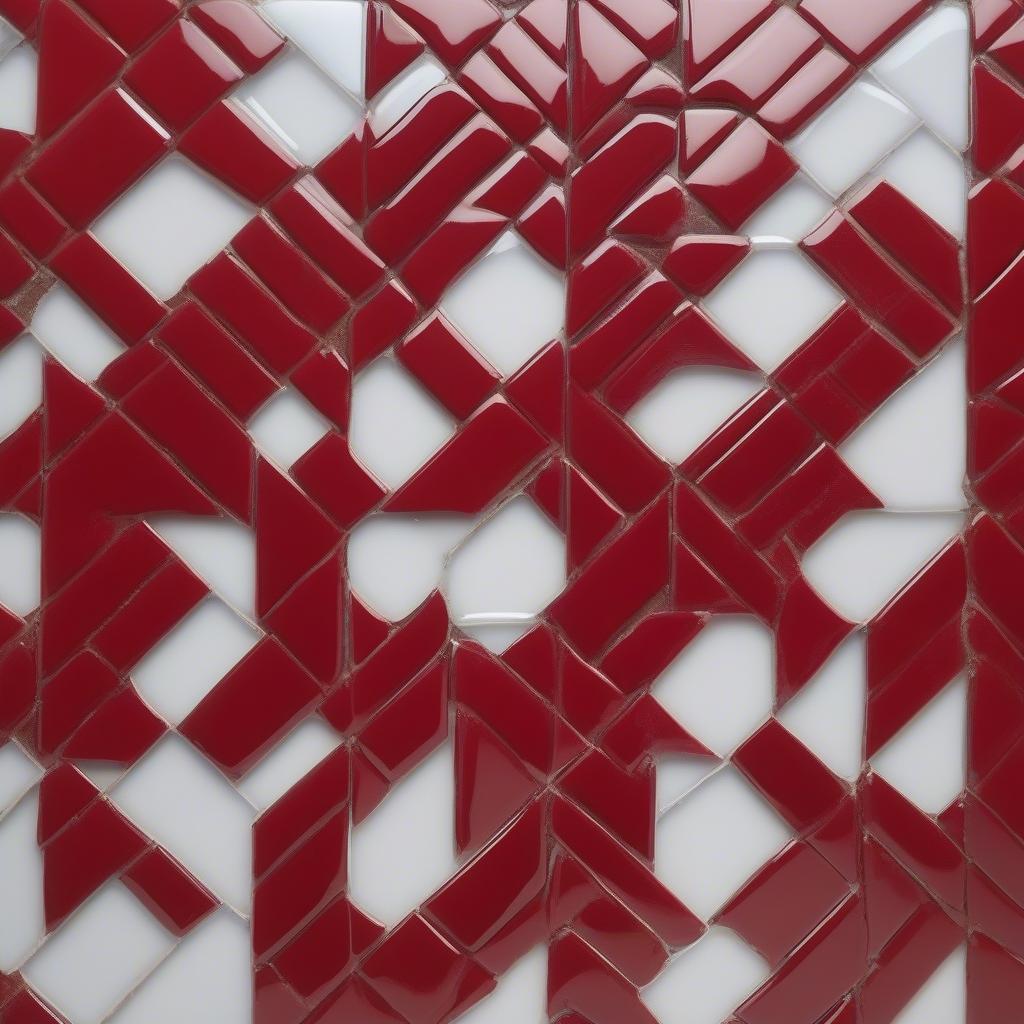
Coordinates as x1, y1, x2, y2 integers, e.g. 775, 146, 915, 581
35, 0, 125, 139
121, 848, 218, 936
125, 20, 243, 132
179, 99, 299, 205
397, 312, 499, 418
157, 301, 280, 421
686, 117, 798, 230
803, 211, 956, 358
181, 638, 321, 777
232, 215, 350, 335
189, 254, 318, 374
74, 0, 177, 52
27, 88, 170, 229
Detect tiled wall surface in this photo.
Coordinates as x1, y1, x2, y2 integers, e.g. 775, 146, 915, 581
0, 0, 1021, 1022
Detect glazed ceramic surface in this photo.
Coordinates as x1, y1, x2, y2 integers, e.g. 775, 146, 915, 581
0, 2, 1019, 1022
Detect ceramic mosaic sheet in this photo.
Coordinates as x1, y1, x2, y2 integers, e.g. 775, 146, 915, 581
0, 0, 1022, 1021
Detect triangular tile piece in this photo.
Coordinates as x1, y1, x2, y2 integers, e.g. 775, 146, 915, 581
679, 108, 739, 173
775, 576, 855, 705
266, 554, 342, 684
566, 240, 644, 339
506, 340, 564, 441
528, 458, 565, 529
568, 465, 622, 570
968, 178, 1024, 298
46, 415, 216, 594
970, 659, 1024, 781
573, 1, 646, 136
37, 763, 100, 844
455, 711, 542, 856
611, 175, 686, 244
255, 459, 341, 618
991, 17, 1024, 85
972, 399, 1024, 477
41, 799, 147, 928
365, 1, 424, 99
36, 0, 124, 138
863, 837, 928, 957
673, 539, 743, 612
974, 63, 1024, 174
685, 0, 773, 81
43, 358, 104, 458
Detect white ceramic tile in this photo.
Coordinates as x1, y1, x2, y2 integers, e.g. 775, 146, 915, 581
876, 128, 967, 239
107, 910, 251, 1024
349, 356, 456, 489
802, 512, 963, 623
440, 232, 565, 375
235, 49, 361, 164
703, 249, 842, 370
261, 1, 365, 98
72, 761, 128, 793
459, 620, 536, 655
626, 367, 762, 464
0, 741, 41, 813
778, 633, 865, 782
655, 767, 792, 920
0, 335, 42, 443
248, 387, 331, 469
790, 77, 918, 197
454, 946, 547, 1024
657, 756, 719, 815
112, 736, 255, 911
0, 15, 21, 59
841, 340, 966, 509
891, 945, 966, 1024
871, 674, 967, 814
148, 518, 256, 620
742, 173, 834, 240
31, 285, 125, 381
92, 156, 252, 300
0, 790, 44, 970
643, 927, 769, 1024
350, 742, 457, 926
653, 618, 774, 757
0, 513, 39, 616
872, 5, 970, 151
370, 57, 447, 134
0, 44, 37, 134
445, 496, 567, 638
237, 717, 342, 810
348, 514, 474, 622
131, 598, 261, 725
22, 883, 174, 1024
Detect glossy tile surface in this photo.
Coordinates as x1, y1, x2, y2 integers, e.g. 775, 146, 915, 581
0, 1, 1017, 1022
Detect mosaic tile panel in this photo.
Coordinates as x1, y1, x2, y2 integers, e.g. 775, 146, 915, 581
0, 0, 1020, 1021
